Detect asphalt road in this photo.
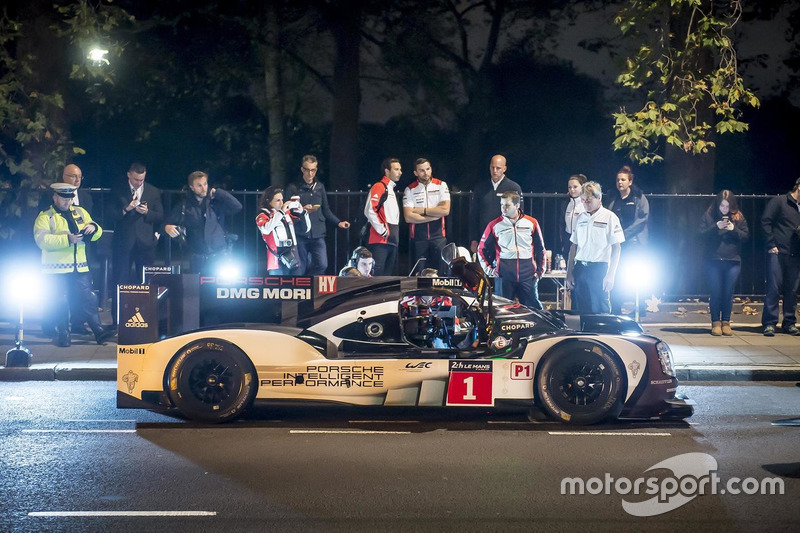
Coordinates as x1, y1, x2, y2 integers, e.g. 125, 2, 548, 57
1, 382, 798, 532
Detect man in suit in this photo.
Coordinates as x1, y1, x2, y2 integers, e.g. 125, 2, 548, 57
110, 162, 163, 320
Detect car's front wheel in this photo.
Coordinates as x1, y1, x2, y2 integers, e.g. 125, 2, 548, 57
167, 339, 257, 423
536, 341, 624, 425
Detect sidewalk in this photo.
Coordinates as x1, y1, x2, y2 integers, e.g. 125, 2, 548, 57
1, 301, 800, 381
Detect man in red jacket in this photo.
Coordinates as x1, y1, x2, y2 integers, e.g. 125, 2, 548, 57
364, 158, 402, 275
478, 191, 545, 309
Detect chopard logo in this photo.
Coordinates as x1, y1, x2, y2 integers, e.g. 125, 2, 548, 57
124, 308, 149, 328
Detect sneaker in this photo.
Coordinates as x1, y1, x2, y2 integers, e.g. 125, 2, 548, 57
782, 324, 800, 336
763, 325, 776, 337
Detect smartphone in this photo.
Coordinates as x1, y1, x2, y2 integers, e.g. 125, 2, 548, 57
140, 201, 148, 206
722, 215, 729, 223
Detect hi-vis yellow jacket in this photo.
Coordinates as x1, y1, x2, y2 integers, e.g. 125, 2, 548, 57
33, 206, 103, 274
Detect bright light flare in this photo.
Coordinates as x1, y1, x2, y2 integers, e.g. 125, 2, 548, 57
621, 253, 658, 291
217, 261, 243, 282
88, 48, 110, 65
5, 269, 43, 304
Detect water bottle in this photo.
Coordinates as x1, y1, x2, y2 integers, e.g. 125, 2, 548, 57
555, 254, 566, 271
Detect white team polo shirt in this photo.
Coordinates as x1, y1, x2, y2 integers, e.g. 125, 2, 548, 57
570, 206, 625, 262
402, 178, 450, 210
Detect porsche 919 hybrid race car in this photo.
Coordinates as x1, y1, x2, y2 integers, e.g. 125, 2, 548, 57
116, 251, 693, 425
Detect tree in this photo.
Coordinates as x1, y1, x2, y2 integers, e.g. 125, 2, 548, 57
612, 0, 760, 187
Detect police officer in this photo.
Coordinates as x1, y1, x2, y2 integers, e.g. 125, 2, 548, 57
33, 183, 113, 347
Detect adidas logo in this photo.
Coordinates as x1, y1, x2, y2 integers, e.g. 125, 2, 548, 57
125, 308, 149, 328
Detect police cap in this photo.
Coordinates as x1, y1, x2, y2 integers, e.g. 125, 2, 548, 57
50, 182, 77, 198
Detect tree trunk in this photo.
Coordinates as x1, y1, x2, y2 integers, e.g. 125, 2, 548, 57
263, 3, 287, 187
328, 4, 361, 191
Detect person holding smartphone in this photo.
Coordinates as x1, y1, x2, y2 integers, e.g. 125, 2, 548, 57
699, 190, 749, 336
33, 183, 113, 347
284, 155, 350, 275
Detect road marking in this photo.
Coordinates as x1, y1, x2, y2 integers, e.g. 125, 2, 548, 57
349, 420, 419, 424
290, 429, 410, 435
29, 511, 216, 517
63, 419, 137, 423
548, 431, 671, 436
22, 430, 136, 434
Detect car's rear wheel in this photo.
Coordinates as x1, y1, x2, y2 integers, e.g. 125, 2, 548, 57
167, 339, 257, 423
536, 341, 624, 425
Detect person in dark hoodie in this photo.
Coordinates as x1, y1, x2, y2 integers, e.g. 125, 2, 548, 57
760, 178, 800, 336
164, 171, 242, 274
607, 165, 649, 316
699, 190, 749, 336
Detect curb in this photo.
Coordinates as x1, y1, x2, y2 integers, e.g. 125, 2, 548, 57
0, 363, 116, 382
676, 366, 800, 382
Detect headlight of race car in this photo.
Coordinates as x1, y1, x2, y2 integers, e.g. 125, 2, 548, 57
656, 341, 676, 377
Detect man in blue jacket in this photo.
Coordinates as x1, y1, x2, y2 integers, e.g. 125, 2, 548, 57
285, 155, 350, 275
761, 178, 800, 336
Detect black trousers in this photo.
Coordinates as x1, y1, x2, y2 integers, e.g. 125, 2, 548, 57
762, 252, 800, 328
573, 261, 611, 314
49, 271, 103, 334
411, 237, 447, 275
368, 243, 398, 276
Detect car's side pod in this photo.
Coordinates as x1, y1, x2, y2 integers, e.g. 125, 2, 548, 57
559, 312, 643, 335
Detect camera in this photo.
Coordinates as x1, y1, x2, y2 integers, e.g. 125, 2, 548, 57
277, 239, 293, 248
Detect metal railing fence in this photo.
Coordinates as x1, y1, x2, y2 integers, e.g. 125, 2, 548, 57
3, 188, 776, 298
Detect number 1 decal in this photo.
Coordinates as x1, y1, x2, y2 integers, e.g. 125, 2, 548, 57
446, 361, 493, 406
462, 376, 477, 400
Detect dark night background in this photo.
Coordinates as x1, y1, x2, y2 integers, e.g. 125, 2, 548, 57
2, 0, 799, 196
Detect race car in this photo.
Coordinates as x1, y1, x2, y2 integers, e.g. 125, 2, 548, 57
116, 247, 693, 425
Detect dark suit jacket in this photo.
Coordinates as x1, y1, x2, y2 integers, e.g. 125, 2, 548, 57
73, 188, 94, 216
111, 182, 164, 249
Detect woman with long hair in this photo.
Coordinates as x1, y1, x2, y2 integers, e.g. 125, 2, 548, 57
255, 186, 310, 275
562, 173, 587, 258
699, 190, 749, 336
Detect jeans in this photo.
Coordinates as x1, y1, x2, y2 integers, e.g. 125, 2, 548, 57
297, 237, 329, 275
499, 276, 543, 310
573, 261, 610, 314
762, 253, 800, 328
706, 260, 741, 322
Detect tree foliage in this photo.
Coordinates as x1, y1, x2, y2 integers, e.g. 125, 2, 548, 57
612, 0, 760, 164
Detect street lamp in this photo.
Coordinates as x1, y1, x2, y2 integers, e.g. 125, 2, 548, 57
4, 268, 42, 367
87, 48, 110, 66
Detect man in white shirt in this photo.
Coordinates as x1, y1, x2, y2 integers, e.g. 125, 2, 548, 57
403, 158, 451, 274
565, 181, 625, 314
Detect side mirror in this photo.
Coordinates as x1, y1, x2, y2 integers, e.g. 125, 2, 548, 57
441, 242, 458, 266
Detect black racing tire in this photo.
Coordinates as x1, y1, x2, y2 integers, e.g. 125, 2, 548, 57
167, 339, 257, 423
536, 341, 625, 425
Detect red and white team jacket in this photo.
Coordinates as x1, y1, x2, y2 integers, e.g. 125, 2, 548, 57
255, 207, 310, 271
364, 176, 399, 245
478, 214, 546, 283
402, 178, 450, 240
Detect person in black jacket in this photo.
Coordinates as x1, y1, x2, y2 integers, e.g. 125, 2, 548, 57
164, 171, 242, 274
109, 162, 164, 323
761, 178, 800, 336
285, 155, 350, 275
608, 165, 650, 316
469, 154, 523, 254
699, 190, 749, 336
469, 155, 522, 296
